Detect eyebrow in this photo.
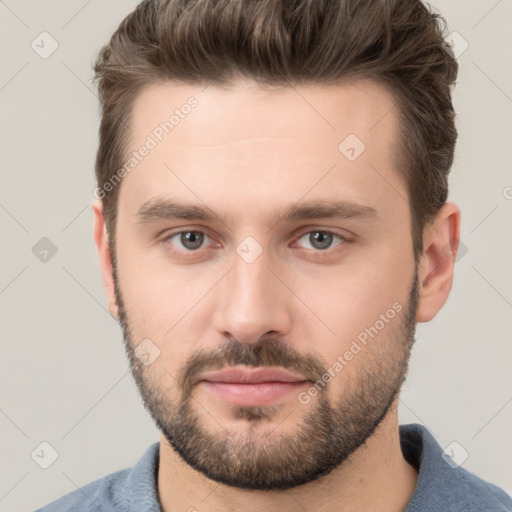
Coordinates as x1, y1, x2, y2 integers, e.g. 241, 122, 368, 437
135, 197, 380, 227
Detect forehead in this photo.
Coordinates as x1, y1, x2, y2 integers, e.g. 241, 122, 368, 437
129, 78, 398, 150
117, 78, 406, 227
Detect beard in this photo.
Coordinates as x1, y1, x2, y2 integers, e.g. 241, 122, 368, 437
112, 260, 419, 490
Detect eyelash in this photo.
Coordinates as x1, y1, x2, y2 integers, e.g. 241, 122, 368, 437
161, 228, 351, 257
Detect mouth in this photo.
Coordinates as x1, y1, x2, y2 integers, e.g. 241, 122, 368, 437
198, 367, 310, 407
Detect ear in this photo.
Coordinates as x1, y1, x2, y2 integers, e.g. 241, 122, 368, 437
416, 202, 461, 323
93, 199, 119, 321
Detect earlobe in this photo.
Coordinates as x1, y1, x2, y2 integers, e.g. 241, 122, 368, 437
92, 200, 119, 321
416, 202, 461, 323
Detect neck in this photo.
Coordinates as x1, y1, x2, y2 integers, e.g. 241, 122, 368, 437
157, 400, 418, 512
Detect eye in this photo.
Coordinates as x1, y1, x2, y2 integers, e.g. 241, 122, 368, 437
162, 228, 349, 256
294, 230, 347, 251
164, 230, 212, 251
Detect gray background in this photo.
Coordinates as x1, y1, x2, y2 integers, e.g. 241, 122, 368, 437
1, 1, 511, 510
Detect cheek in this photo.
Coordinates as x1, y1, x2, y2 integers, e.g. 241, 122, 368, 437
115, 239, 215, 371
115, 238, 176, 340
299, 245, 412, 363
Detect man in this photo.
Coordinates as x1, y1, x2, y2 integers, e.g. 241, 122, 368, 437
36, 0, 512, 511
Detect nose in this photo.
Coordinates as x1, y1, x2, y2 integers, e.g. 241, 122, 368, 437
212, 244, 293, 345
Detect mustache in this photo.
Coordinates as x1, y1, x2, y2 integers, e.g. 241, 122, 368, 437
177, 336, 327, 396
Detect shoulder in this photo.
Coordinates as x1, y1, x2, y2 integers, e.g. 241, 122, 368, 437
401, 423, 512, 512
33, 442, 161, 512
33, 467, 131, 512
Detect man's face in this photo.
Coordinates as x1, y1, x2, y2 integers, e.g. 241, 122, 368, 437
110, 79, 419, 489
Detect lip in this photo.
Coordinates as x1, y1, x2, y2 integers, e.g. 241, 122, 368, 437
199, 367, 308, 384
198, 367, 310, 407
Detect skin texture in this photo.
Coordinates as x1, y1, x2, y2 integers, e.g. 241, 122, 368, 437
93, 79, 461, 511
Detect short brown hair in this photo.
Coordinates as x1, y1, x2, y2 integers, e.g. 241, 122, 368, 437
93, 0, 458, 265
